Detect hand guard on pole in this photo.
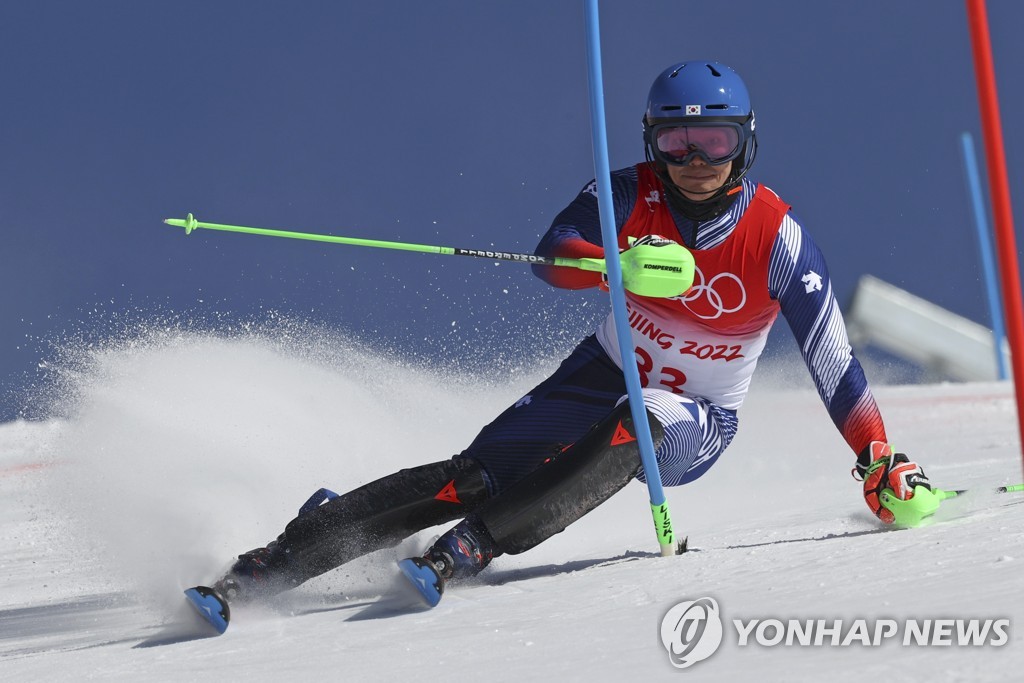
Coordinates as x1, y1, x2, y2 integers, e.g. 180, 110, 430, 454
602, 234, 694, 298
855, 441, 932, 524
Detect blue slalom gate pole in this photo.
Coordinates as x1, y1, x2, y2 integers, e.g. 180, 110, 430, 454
583, 0, 677, 556
960, 131, 1008, 379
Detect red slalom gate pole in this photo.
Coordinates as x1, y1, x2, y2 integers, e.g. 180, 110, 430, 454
966, 0, 1024, 476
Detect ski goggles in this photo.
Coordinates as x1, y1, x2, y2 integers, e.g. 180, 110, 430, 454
649, 122, 745, 166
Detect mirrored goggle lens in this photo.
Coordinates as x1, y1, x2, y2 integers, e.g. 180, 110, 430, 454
654, 125, 742, 165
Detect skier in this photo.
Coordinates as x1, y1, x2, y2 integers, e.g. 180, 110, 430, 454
202, 61, 930, 604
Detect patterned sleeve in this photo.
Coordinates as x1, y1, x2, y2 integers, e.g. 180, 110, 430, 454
767, 212, 887, 455
532, 168, 639, 289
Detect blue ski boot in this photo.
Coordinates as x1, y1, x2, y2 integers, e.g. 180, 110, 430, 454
424, 517, 497, 581
397, 517, 498, 608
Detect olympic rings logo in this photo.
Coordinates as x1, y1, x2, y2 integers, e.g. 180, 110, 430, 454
671, 265, 747, 320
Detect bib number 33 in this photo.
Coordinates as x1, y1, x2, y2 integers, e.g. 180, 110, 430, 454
635, 347, 687, 393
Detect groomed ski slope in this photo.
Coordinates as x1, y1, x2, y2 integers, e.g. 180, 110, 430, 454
0, 332, 1021, 681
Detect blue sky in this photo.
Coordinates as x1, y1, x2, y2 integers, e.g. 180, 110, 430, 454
2, 1, 1022, 421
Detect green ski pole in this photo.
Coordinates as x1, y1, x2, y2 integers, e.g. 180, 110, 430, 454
933, 483, 1024, 497
162, 213, 694, 299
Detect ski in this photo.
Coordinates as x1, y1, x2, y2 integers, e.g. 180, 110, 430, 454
397, 556, 445, 608
184, 585, 231, 635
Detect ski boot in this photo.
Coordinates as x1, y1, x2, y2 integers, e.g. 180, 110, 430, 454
213, 535, 298, 603
424, 517, 497, 581
397, 517, 498, 608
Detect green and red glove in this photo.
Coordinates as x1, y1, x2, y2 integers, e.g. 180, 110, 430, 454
855, 441, 932, 524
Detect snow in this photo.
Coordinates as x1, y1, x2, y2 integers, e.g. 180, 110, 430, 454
1, 332, 1022, 681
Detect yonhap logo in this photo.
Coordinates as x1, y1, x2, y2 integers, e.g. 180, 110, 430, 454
659, 597, 723, 669
658, 596, 1011, 670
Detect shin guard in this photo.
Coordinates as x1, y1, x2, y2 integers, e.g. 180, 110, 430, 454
475, 401, 664, 555
280, 457, 489, 583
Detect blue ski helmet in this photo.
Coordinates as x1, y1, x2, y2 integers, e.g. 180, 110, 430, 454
643, 61, 757, 189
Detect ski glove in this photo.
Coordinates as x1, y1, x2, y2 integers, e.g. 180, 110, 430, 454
854, 441, 931, 524
615, 234, 695, 298
629, 234, 677, 249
